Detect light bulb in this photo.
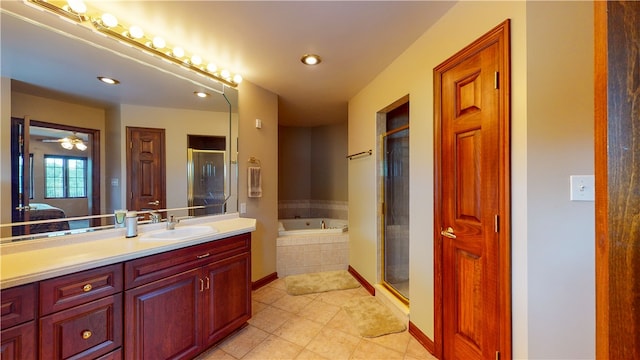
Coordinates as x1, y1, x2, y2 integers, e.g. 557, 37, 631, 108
233, 74, 243, 84
101, 13, 118, 28
220, 69, 231, 79
152, 36, 166, 49
190, 55, 202, 66
67, 0, 86, 14
76, 142, 87, 151
172, 47, 184, 58
301, 54, 321, 65
206, 63, 217, 73
61, 140, 73, 150
128, 25, 144, 39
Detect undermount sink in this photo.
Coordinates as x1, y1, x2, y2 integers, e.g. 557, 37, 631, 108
140, 225, 218, 241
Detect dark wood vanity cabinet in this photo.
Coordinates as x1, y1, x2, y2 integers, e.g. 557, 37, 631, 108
39, 263, 123, 360
124, 233, 251, 360
0, 231, 251, 360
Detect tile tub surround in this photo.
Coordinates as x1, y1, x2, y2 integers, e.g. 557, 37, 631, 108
278, 200, 348, 220
277, 233, 349, 277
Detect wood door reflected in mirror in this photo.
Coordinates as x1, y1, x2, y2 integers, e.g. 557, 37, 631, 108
10, 118, 100, 236
127, 127, 166, 216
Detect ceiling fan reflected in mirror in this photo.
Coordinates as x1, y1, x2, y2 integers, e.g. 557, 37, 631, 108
42, 133, 88, 151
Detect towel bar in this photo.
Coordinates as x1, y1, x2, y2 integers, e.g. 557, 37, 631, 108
346, 150, 372, 160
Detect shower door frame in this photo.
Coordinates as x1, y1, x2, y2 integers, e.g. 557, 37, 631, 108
378, 97, 410, 304
187, 148, 227, 216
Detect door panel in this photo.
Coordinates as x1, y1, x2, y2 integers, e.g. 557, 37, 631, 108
442, 41, 497, 360
11, 117, 30, 235
127, 127, 166, 213
434, 20, 510, 360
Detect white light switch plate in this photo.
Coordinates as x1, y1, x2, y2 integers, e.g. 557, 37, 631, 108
570, 175, 595, 201
240, 202, 247, 214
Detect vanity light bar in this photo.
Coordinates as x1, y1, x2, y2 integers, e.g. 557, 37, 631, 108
25, 0, 242, 88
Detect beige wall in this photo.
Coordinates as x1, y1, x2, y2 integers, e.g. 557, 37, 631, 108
238, 81, 279, 281
310, 122, 348, 201
525, 2, 594, 359
279, 121, 348, 202
348, 1, 594, 359
1, 78, 12, 235
278, 126, 311, 200
114, 104, 231, 215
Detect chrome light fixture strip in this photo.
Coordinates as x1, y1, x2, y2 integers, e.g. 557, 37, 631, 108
25, 0, 239, 88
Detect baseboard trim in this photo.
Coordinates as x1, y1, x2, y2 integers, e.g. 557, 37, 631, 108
408, 321, 436, 356
347, 265, 375, 296
252, 272, 278, 290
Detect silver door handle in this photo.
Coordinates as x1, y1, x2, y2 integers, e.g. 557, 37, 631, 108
148, 200, 160, 205
440, 227, 456, 239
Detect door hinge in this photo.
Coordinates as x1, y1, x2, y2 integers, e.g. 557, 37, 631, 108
494, 214, 499, 233
496, 351, 500, 360
494, 71, 499, 89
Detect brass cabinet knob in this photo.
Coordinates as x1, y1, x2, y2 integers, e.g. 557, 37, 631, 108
82, 330, 92, 339
83, 284, 93, 292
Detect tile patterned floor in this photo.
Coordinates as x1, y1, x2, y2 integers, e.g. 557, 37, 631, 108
195, 278, 437, 360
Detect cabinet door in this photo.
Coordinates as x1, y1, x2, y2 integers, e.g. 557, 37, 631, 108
124, 269, 202, 360
40, 295, 122, 360
1, 283, 36, 330
1, 321, 36, 360
203, 253, 251, 346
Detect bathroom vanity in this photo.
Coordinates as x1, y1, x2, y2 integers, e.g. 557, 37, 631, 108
0, 214, 255, 360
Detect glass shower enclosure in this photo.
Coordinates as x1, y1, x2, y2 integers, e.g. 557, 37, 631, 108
187, 149, 226, 216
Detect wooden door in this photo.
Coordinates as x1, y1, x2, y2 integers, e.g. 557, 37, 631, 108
124, 268, 201, 360
202, 253, 251, 346
595, 2, 640, 358
10, 117, 30, 235
1, 322, 36, 360
126, 127, 166, 213
434, 21, 511, 360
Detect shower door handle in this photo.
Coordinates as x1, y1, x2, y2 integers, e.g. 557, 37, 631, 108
440, 227, 456, 239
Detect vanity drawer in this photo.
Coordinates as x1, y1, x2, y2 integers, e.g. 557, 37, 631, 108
40, 294, 122, 360
1, 283, 36, 330
125, 233, 250, 289
40, 263, 123, 316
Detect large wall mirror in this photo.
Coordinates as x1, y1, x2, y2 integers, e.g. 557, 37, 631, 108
0, 2, 239, 241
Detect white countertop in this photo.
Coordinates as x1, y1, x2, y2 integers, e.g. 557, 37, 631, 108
0, 213, 256, 289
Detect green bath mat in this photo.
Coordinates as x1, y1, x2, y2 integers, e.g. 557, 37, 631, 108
285, 270, 360, 295
343, 296, 407, 337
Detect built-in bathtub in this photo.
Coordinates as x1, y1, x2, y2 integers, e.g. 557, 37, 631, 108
276, 218, 349, 277
278, 218, 348, 236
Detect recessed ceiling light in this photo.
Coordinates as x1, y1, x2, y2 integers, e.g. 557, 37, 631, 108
194, 91, 209, 98
97, 76, 120, 85
301, 54, 321, 65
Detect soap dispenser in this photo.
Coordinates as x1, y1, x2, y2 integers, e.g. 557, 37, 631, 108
125, 211, 138, 238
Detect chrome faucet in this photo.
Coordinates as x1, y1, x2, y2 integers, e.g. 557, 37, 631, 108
166, 215, 179, 230
150, 211, 161, 223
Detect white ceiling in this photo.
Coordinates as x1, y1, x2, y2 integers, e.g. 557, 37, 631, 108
1, 1, 455, 127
